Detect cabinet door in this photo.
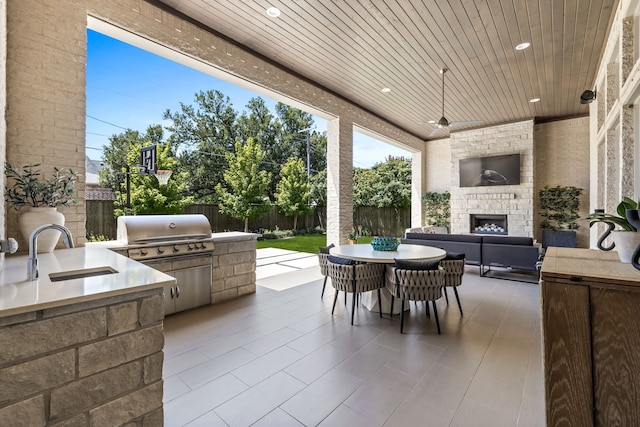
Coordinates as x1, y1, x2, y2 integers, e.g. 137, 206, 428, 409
541, 279, 593, 426
174, 265, 212, 312
591, 287, 640, 426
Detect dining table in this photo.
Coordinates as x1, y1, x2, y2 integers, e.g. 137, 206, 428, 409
329, 243, 446, 314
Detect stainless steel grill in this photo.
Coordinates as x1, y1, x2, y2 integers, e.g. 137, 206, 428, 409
117, 214, 215, 261
116, 214, 215, 316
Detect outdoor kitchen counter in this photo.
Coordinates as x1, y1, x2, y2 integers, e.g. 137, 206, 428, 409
0, 245, 175, 317
0, 246, 172, 425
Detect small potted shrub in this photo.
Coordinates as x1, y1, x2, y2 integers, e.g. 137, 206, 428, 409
539, 185, 583, 248
347, 229, 358, 245
423, 191, 450, 233
5, 162, 78, 252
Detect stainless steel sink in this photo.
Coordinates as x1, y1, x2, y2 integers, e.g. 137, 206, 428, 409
49, 266, 118, 282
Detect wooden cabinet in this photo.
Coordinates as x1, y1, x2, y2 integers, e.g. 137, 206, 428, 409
541, 248, 640, 426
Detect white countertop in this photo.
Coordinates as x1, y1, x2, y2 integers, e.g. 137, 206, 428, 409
330, 243, 446, 263
0, 246, 175, 317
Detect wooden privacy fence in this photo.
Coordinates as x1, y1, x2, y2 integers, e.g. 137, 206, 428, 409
85, 201, 410, 239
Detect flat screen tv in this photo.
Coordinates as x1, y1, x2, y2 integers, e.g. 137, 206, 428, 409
459, 153, 520, 187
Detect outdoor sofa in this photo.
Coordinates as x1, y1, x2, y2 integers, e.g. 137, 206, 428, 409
401, 232, 542, 277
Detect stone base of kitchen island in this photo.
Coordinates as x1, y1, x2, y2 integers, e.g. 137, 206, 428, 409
0, 288, 165, 426
210, 234, 259, 304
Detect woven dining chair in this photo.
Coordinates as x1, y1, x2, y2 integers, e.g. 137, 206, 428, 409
326, 255, 386, 325
386, 259, 445, 334
318, 243, 335, 298
440, 252, 465, 315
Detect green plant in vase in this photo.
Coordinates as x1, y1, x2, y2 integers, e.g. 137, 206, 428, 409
5, 162, 78, 252
581, 197, 640, 263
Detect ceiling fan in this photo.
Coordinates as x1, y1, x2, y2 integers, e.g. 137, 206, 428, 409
420, 67, 481, 137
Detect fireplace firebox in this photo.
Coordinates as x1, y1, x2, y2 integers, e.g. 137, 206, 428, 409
470, 214, 507, 235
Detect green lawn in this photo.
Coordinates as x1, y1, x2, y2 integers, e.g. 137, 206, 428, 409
257, 235, 374, 253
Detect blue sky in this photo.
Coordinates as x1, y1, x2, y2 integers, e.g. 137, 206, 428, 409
86, 30, 410, 168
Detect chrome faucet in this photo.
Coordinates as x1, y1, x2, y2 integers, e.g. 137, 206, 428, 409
27, 224, 74, 281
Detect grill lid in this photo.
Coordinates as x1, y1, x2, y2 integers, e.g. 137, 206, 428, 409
117, 214, 212, 244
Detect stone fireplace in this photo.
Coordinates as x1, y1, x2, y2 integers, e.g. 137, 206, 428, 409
449, 121, 535, 237
470, 214, 507, 235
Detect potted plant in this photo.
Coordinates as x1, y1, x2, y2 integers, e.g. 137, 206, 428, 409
423, 191, 450, 233
538, 185, 583, 248
581, 197, 640, 264
347, 229, 358, 245
5, 162, 78, 252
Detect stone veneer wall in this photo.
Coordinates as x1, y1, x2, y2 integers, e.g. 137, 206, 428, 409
450, 121, 534, 237
211, 236, 257, 303
0, 289, 164, 426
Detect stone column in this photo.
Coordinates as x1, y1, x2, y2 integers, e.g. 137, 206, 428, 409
621, 105, 635, 197
0, 0, 6, 267
326, 118, 353, 245
411, 149, 425, 227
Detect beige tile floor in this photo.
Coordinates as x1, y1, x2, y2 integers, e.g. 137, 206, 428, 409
163, 266, 544, 426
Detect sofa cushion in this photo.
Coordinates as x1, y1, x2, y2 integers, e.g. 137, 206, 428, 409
444, 252, 466, 260
483, 236, 533, 246
327, 255, 355, 265
394, 259, 440, 270
405, 233, 482, 243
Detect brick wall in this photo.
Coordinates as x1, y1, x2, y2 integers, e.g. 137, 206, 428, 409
0, 289, 164, 426
425, 137, 452, 192
450, 121, 534, 236
5, 0, 87, 252
534, 117, 591, 247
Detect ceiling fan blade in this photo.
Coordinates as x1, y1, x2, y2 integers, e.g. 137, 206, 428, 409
428, 127, 445, 138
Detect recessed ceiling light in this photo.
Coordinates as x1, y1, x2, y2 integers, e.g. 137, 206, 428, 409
381, 87, 391, 93
529, 98, 540, 103
516, 42, 531, 51
266, 7, 281, 17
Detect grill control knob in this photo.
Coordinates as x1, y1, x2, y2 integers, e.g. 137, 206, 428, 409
140, 249, 148, 256
188, 243, 194, 250
173, 245, 180, 252
157, 247, 165, 254
201, 242, 207, 249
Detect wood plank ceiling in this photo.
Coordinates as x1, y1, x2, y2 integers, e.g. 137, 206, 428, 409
155, 0, 617, 140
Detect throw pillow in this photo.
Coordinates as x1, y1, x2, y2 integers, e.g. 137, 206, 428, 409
328, 255, 355, 265
444, 252, 465, 260
318, 243, 335, 254
394, 258, 440, 270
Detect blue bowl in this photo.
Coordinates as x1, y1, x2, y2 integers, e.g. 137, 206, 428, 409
371, 236, 400, 251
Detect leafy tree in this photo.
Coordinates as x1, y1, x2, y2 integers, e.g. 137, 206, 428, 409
215, 138, 272, 232
275, 157, 313, 229
309, 169, 327, 229
309, 169, 327, 206
353, 156, 412, 209
163, 90, 239, 202
162, 93, 328, 202
99, 125, 193, 216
